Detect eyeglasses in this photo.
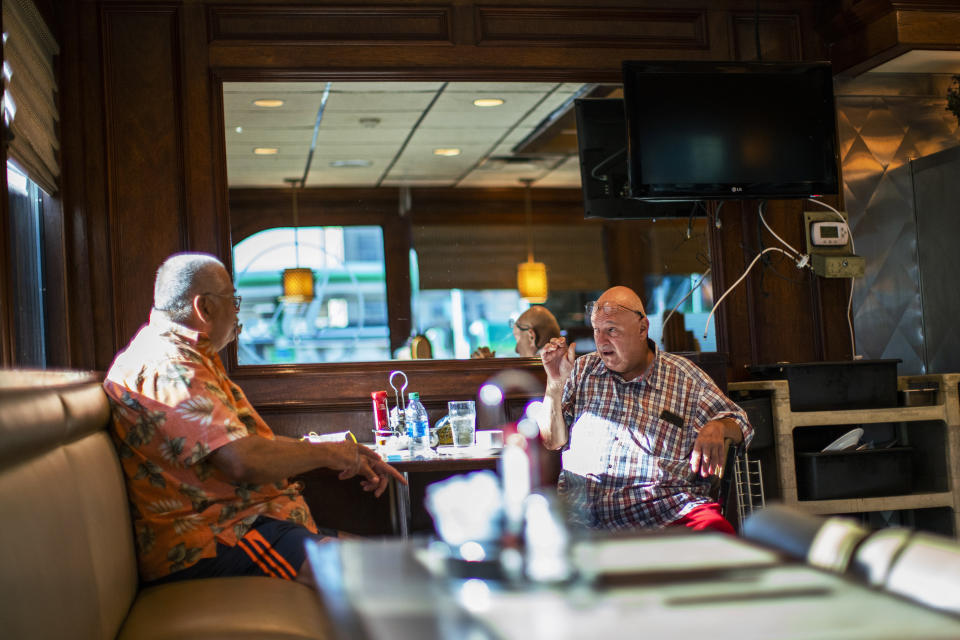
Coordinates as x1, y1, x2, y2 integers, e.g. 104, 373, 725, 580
206, 292, 242, 311
585, 301, 645, 326
508, 318, 532, 332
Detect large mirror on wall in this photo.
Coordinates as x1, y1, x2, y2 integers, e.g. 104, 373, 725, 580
222, 81, 716, 365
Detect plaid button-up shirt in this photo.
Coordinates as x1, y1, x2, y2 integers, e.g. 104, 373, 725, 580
558, 342, 752, 530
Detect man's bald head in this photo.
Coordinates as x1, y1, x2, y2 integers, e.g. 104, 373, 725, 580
595, 286, 646, 316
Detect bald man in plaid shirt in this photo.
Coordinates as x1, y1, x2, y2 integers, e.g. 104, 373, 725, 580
538, 286, 752, 533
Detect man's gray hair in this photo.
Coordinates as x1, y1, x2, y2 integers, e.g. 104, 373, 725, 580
153, 253, 225, 322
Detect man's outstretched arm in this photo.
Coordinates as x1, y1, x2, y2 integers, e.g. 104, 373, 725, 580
210, 437, 406, 497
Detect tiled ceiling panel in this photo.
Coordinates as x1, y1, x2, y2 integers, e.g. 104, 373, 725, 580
223, 81, 590, 189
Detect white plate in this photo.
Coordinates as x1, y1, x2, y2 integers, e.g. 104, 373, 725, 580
821, 427, 863, 453
436, 445, 502, 457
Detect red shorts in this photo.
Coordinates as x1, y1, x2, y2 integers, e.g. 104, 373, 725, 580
669, 502, 735, 534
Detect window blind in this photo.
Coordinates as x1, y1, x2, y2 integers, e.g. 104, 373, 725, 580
2, 0, 59, 195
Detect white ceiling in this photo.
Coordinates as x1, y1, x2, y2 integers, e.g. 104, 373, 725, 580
867, 50, 960, 74
224, 55, 960, 190
223, 81, 591, 189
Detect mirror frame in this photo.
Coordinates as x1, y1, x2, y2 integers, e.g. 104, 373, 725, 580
212, 68, 727, 408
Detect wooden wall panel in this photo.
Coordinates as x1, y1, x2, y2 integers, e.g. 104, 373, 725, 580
711, 198, 851, 380
731, 12, 803, 61
102, 5, 187, 348
208, 5, 454, 44
180, 4, 224, 258
40, 193, 69, 367
475, 7, 708, 49
232, 358, 546, 417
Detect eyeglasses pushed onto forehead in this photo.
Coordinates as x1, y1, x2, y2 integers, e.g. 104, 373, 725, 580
585, 301, 645, 327
508, 318, 532, 331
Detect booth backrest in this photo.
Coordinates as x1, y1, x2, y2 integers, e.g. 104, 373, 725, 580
0, 372, 138, 640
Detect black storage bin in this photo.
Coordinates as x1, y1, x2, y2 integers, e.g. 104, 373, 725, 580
735, 396, 774, 449
796, 447, 913, 501
749, 360, 900, 412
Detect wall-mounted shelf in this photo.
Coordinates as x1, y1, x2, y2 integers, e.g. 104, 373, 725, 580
729, 374, 960, 537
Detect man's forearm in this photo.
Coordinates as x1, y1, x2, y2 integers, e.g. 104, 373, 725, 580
717, 417, 744, 443
539, 382, 569, 450
211, 436, 355, 485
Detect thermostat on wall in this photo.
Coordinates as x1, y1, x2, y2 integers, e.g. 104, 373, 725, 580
810, 220, 850, 246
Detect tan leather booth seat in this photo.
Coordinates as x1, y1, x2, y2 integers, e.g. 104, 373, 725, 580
0, 370, 331, 640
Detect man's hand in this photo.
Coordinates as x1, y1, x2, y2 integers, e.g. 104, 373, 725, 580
471, 346, 495, 359
540, 337, 576, 387
328, 441, 407, 498
690, 419, 740, 478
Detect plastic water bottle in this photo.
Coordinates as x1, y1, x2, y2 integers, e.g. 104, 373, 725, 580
405, 392, 430, 457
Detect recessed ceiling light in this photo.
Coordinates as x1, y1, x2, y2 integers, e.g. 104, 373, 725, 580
330, 159, 373, 168
473, 98, 504, 107
253, 147, 278, 155
433, 148, 461, 157
235, 126, 243, 134
252, 99, 284, 108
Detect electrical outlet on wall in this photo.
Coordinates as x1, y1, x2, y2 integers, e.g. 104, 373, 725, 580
803, 210, 863, 278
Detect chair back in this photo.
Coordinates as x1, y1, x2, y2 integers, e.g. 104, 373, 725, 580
883, 532, 960, 616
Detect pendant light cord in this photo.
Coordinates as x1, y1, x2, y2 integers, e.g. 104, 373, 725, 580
521, 178, 534, 262
285, 178, 301, 268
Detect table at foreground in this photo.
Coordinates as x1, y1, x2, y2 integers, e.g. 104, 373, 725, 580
307, 532, 960, 640
387, 449, 500, 538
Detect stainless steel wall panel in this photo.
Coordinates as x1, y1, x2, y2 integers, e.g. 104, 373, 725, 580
835, 75, 960, 374
911, 144, 960, 374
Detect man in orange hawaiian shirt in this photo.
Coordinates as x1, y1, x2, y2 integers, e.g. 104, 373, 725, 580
104, 253, 405, 587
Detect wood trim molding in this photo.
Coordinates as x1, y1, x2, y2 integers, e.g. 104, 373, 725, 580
209, 65, 624, 84
474, 7, 709, 49
824, 4, 960, 75
208, 5, 454, 45
231, 357, 547, 410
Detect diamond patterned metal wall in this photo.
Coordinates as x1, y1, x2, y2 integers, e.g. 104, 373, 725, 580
836, 76, 960, 374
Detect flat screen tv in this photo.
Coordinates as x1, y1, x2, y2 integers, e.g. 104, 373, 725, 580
622, 60, 839, 201
574, 97, 701, 219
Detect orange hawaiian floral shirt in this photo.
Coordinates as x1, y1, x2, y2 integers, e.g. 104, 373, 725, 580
104, 312, 317, 581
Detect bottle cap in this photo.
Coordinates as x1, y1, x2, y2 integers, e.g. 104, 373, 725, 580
409, 392, 420, 400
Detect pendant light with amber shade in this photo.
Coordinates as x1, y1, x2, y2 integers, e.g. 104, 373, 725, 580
517, 178, 548, 303
280, 178, 315, 303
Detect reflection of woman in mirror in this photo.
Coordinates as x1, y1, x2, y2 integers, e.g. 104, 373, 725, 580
472, 305, 561, 358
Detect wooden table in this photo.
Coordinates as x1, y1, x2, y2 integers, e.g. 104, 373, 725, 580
307, 534, 960, 640
386, 452, 500, 538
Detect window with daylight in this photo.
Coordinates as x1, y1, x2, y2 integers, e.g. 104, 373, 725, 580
232, 225, 389, 364
6, 162, 47, 366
